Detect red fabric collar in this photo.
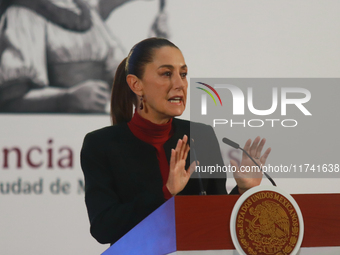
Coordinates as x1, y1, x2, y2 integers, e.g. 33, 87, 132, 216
128, 111, 173, 145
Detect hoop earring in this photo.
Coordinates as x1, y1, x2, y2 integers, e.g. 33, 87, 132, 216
139, 96, 144, 110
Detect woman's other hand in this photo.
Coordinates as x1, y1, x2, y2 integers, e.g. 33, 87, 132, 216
230, 136, 271, 194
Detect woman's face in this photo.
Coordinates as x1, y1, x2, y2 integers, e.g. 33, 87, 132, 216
139, 46, 188, 124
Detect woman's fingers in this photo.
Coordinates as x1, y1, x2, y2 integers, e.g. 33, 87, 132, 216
173, 135, 191, 167
243, 137, 269, 160
175, 139, 182, 163
174, 135, 188, 161
179, 135, 188, 160
169, 149, 176, 170
260, 147, 271, 164
249, 136, 260, 157
183, 144, 190, 162
255, 138, 266, 159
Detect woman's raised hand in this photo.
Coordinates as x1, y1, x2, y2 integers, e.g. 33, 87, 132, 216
230, 136, 271, 194
166, 135, 196, 196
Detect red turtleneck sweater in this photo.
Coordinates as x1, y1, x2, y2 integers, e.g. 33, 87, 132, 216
128, 112, 173, 200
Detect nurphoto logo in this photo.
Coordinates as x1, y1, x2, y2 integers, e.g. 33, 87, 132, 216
196, 82, 312, 128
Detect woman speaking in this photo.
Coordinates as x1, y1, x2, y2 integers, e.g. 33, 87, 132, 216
80, 38, 271, 244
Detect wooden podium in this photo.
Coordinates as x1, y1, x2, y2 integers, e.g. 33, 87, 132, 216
102, 194, 340, 255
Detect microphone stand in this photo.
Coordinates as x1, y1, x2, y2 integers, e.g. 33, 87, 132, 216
191, 139, 207, 195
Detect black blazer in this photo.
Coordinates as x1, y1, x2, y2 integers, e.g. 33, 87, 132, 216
80, 118, 237, 244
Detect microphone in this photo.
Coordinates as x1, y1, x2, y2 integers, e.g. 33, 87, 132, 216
222, 138, 276, 186
190, 138, 207, 195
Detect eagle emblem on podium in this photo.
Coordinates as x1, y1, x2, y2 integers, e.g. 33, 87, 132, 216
231, 188, 303, 255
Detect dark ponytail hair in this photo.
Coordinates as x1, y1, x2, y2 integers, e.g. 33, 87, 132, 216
110, 37, 179, 124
